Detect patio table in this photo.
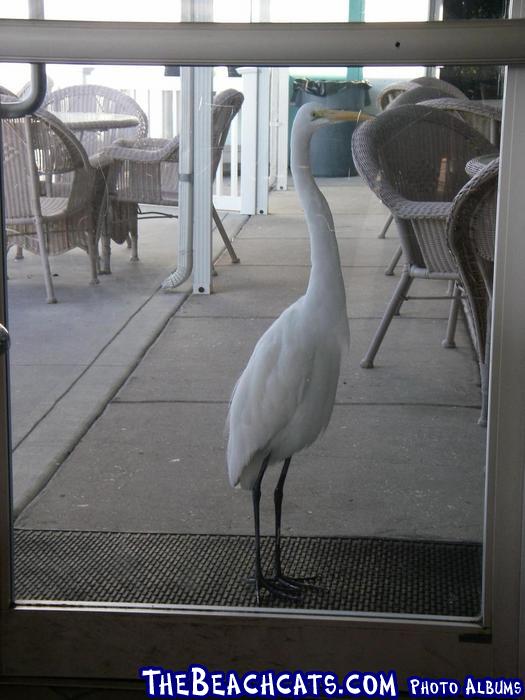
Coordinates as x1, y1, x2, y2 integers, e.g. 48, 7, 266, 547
48, 112, 140, 132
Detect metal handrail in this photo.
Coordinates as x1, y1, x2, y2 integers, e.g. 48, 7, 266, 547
0, 63, 47, 119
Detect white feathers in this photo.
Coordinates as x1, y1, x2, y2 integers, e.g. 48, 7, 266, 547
226, 103, 350, 491
227, 295, 347, 490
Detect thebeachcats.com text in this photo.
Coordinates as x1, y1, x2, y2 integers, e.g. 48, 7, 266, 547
139, 665, 524, 698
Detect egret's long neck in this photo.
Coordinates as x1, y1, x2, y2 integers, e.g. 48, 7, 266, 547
291, 126, 346, 308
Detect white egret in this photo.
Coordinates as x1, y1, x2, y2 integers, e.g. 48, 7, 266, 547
227, 103, 370, 603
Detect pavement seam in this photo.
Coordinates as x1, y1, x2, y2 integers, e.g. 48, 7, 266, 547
12, 286, 185, 451
13, 214, 251, 515
15, 212, 248, 452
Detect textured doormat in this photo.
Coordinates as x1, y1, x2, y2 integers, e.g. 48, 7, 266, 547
14, 529, 481, 615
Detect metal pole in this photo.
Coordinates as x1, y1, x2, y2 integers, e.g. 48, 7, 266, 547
0, 121, 14, 613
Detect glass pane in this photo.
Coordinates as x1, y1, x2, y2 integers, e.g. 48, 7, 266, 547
0, 0, 508, 22
0, 1, 181, 21
1, 58, 500, 618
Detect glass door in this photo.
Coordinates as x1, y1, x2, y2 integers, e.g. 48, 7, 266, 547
0, 0, 524, 686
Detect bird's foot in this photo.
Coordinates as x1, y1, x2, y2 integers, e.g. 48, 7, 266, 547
248, 574, 303, 605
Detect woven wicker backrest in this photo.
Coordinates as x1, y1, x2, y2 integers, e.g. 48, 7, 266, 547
2, 108, 93, 221
387, 85, 459, 109
44, 84, 148, 156
376, 82, 410, 111
419, 97, 502, 145
377, 77, 465, 111
106, 88, 243, 213
411, 76, 466, 98
2, 117, 35, 220
449, 158, 497, 272
33, 109, 88, 175
152, 88, 244, 191
352, 104, 494, 206
447, 159, 498, 362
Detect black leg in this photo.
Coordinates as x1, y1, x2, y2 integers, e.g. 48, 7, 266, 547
274, 457, 291, 580
252, 454, 270, 601
251, 455, 301, 604
272, 457, 320, 593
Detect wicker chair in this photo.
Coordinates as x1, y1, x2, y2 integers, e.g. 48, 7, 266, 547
386, 84, 464, 110
419, 97, 502, 146
376, 82, 408, 111
376, 76, 465, 111
44, 84, 148, 157
447, 159, 498, 426
379, 84, 469, 275
98, 88, 244, 273
351, 104, 494, 369
2, 109, 100, 303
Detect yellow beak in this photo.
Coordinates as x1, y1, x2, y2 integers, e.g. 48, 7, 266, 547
313, 108, 375, 123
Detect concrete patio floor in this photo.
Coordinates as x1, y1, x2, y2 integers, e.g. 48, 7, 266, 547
10, 178, 486, 547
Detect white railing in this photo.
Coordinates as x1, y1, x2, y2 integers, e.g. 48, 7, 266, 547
213, 111, 241, 210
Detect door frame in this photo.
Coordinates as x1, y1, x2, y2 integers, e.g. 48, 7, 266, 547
0, 10, 524, 682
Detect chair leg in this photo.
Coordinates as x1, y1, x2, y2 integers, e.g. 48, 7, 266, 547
212, 206, 240, 264
14, 245, 24, 260
442, 281, 461, 349
87, 230, 99, 286
35, 222, 56, 304
98, 221, 112, 275
129, 211, 139, 262
385, 244, 402, 277
101, 232, 112, 274
22, 117, 56, 303
96, 198, 112, 275
361, 270, 413, 369
378, 213, 393, 239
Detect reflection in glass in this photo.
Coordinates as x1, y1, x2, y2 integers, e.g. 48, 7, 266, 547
1, 60, 498, 617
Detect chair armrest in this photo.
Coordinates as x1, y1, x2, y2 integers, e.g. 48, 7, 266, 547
366, 177, 452, 222
394, 200, 453, 221
99, 136, 180, 164
113, 137, 173, 149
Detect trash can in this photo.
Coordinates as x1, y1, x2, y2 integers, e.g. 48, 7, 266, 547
290, 78, 371, 177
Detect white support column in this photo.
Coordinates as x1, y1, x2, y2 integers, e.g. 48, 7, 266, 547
250, 0, 270, 22
28, 0, 44, 19
239, 67, 258, 215
191, 0, 213, 295
239, 66, 271, 215
268, 69, 279, 190
255, 68, 271, 215
276, 67, 290, 192
192, 66, 213, 294
165, 66, 194, 289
